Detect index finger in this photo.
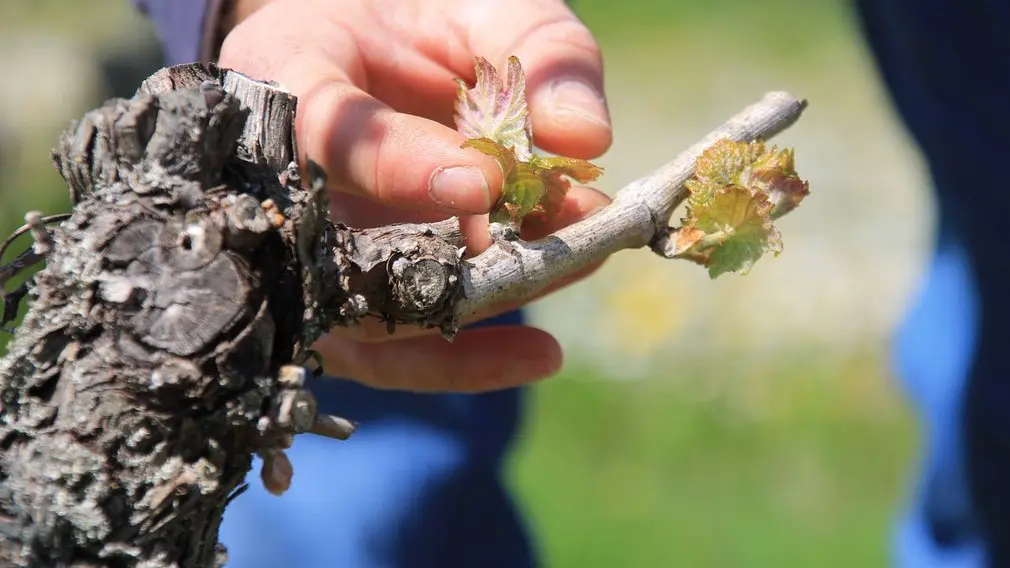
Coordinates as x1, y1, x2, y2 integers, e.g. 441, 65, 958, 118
295, 75, 503, 215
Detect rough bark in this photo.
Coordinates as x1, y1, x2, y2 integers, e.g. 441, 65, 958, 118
0, 62, 807, 567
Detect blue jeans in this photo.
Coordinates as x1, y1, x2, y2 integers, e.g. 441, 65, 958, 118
892, 216, 984, 568
856, 1, 1010, 566
219, 310, 536, 568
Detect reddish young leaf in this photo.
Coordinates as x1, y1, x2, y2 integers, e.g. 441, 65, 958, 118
454, 56, 533, 161
455, 58, 604, 228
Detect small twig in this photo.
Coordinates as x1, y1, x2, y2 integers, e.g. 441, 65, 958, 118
23, 212, 56, 257
1, 250, 43, 329
0, 212, 69, 263
308, 413, 358, 441
0, 250, 42, 289
0, 212, 70, 329
0, 283, 28, 330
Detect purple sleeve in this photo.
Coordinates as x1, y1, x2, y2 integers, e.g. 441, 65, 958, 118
131, 0, 223, 65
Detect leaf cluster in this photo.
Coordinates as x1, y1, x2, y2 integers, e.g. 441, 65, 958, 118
673, 139, 810, 277
453, 56, 602, 227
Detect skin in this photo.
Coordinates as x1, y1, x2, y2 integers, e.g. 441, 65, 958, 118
218, 0, 614, 392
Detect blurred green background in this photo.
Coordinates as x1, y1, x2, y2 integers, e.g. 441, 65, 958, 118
0, 0, 928, 566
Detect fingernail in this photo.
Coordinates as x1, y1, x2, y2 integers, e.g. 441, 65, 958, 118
429, 166, 492, 213
549, 79, 611, 129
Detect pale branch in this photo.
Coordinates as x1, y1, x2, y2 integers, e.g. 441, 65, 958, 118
0, 60, 809, 567
455, 92, 806, 318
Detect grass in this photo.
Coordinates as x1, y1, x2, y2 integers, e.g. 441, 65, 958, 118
576, 0, 855, 52
510, 353, 916, 567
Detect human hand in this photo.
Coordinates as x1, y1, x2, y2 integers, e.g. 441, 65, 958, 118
217, 0, 613, 392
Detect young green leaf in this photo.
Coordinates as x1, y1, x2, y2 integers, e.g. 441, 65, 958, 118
462, 137, 516, 175
462, 138, 602, 225
455, 57, 603, 229
531, 155, 604, 189
675, 185, 782, 278
685, 139, 767, 209
462, 138, 544, 225
529, 155, 604, 220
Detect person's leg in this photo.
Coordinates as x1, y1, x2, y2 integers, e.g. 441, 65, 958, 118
895, 180, 1010, 568
218, 311, 537, 568
891, 213, 984, 568
854, 1, 1010, 564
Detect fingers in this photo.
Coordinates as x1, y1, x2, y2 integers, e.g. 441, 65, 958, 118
462, 0, 612, 159
520, 183, 611, 240
312, 326, 562, 392
218, 2, 503, 216
296, 80, 503, 214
